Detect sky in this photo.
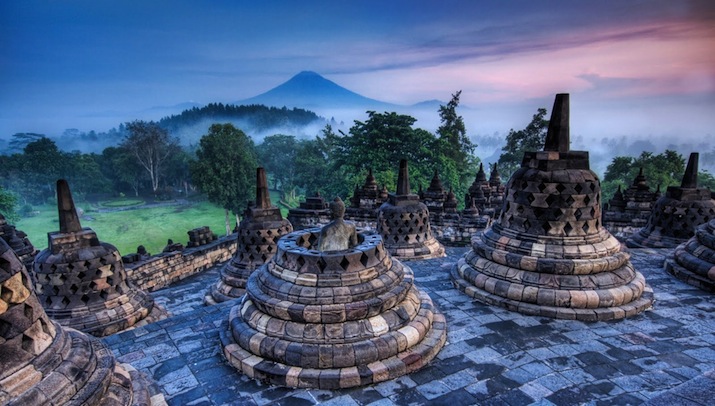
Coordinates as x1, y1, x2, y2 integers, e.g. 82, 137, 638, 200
1, 0, 714, 146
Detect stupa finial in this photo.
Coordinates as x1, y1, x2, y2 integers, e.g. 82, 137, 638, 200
396, 159, 410, 195
256, 167, 272, 209
681, 152, 699, 189
57, 179, 83, 233
544, 93, 570, 152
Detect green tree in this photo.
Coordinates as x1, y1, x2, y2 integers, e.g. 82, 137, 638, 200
338, 111, 441, 192
20, 137, 65, 204
602, 150, 686, 202
700, 171, 715, 190
294, 125, 351, 198
190, 123, 258, 234
437, 91, 474, 165
0, 185, 19, 223
498, 107, 549, 177
100, 146, 147, 196
436, 91, 478, 203
257, 134, 299, 200
163, 148, 193, 198
8, 133, 45, 153
63, 152, 110, 199
121, 120, 181, 194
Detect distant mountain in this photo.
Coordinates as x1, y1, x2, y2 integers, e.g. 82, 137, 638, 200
410, 99, 446, 109
238, 71, 397, 110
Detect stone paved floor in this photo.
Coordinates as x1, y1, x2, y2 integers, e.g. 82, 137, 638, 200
103, 247, 715, 405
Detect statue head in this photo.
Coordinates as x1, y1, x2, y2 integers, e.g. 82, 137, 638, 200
330, 197, 346, 220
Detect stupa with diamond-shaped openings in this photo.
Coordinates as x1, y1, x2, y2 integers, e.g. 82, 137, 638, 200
451, 94, 653, 321
0, 236, 163, 405
603, 168, 661, 240
627, 153, 715, 249
345, 169, 388, 229
376, 160, 445, 260
207, 168, 293, 304
0, 213, 37, 272
32, 180, 159, 336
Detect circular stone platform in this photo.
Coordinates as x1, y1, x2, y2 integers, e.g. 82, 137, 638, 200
665, 219, 715, 292
220, 229, 446, 389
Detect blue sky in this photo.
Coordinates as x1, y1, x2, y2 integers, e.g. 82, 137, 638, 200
1, 0, 714, 143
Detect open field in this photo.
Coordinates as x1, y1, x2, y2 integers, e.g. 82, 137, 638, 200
15, 191, 291, 256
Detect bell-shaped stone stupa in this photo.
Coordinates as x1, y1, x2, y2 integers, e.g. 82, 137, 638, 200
627, 153, 715, 248
451, 94, 654, 321
207, 168, 293, 303
0, 238, 163, 405
33, 180, 159, 336
220, 200, 446, 389
376, 160, 445, 260
603, 168, 659, 239
0, 213, 38, 272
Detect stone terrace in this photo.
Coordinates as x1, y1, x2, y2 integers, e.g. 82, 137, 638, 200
102, 247, 715, 405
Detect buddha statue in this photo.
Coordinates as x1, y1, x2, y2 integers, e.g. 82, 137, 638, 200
317, 197, 358, 251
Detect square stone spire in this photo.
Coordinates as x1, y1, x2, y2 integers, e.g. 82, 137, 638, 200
256, 167, 272, 209
544, 93, 570, 152
57, 179, 83, 233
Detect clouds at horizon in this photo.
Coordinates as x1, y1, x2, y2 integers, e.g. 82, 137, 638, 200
1, 0, 713, 140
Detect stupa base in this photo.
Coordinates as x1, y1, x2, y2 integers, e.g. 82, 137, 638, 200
219, 289, 447, 389
451, 262, 654, 322
205, 267, 251, 305
626, 232, 682, 249
386, 238, 446, 261
47, 290, 163, 337
664, 258, 715, 293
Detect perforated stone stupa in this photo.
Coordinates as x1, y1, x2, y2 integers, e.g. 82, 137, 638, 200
207, 168, 293, 304
376, 160, 445, 260
33, 180, 160, 336
345, 169, 388, 229
488, 163, 506, 216
220, 228, 446, 389
665, 219, 715, 292
418, 171, 490, 246
451, 94, 653, 321
0, 238, 162, 405
0, 213, 37, 272
466, 163, 490, 209
603, 168, 660, 240
464, 163, 505, 218
419, 170, 447, 213
287, 192, 331, 230
627, 153, 715, 249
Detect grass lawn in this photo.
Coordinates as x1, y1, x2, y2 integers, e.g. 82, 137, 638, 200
15, 191, 297, 257
16, 200, 228, 256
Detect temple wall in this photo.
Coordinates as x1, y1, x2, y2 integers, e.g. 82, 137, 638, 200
125, 233, 237, 292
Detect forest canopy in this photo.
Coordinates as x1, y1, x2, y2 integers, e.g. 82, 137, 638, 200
1, 101, 713, 223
